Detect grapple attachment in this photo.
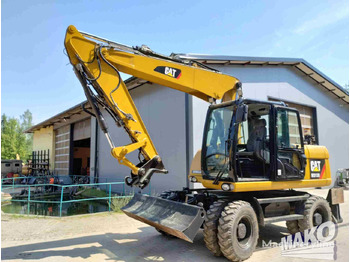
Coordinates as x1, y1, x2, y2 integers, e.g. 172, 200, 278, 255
121, 194, 205, 242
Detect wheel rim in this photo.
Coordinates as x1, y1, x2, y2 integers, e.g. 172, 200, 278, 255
313, 212, 323, 226
236, 216, 253, 248
313, 207, 329, 227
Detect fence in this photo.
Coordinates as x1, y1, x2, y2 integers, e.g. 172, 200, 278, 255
1, 177, 149, 217
1, 175, 108, 189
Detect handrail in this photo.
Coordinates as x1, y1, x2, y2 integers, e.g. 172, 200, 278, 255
1, 181, 142, 217
1, 175, 109, 189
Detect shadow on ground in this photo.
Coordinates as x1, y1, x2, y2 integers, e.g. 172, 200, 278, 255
2, 224, 291, 261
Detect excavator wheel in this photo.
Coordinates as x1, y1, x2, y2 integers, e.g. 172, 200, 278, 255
203, 200, 227, 256
218, 201, 259, 262
286, 220, 300, 235
298, 195, 332, 231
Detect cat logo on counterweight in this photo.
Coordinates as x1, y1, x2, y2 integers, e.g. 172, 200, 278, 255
311, 160, 321, 172
310, 159, 325, 179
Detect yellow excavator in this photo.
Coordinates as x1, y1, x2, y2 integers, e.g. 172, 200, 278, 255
64, 25, 343, 261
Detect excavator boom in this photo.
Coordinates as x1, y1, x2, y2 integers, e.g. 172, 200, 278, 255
64, 25, 243, 242
64, 25, 241, 189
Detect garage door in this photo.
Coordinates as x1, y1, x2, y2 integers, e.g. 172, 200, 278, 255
55, 125, 70, 175
73, 118, 91, 141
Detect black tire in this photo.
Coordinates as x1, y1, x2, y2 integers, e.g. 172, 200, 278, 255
298, 195, 332, 232
286, 220, 300, 235
218, 201, 259, 261
203, 200, 227, 256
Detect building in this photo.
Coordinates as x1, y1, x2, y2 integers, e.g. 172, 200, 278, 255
1, 160, 23, 178
26, 55, 349, 193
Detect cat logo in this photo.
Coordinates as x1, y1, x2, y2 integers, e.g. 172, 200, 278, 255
311, 160, 321, 172
310, 159, 325, 179
154, 66, 182, 79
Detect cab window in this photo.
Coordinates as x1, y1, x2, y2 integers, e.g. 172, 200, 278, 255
277, 109, 301, 148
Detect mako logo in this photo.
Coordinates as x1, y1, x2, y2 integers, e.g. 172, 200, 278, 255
262, 221, 338, 260
154, 66, 182, 79
310, 159, 325, 179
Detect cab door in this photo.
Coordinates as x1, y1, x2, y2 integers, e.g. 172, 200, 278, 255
274, 107, 306, 180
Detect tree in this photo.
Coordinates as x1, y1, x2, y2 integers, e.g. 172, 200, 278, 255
1, 115, 19, 159
20, 109, 33, 131
20, 110, 33, 154
1, 110, 33, 161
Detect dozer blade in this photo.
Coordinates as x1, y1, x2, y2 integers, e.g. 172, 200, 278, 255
121, 193, 205, 242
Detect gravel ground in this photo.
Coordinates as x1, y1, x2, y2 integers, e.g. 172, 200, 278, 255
1, 188, 348, 262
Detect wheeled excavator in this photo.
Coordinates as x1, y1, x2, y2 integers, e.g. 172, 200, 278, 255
64, 25, 343, 261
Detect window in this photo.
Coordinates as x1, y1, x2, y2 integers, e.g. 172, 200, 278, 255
204, 105, 234, 178
205, 105, 234, 156
269, 98, 318, 143
238, 112, 270, 146
277, 109, 301, 148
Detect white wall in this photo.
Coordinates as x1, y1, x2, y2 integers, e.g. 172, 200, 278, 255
96, 83, 187, 194
33, 126, 55, 171
192, 65, 349, 185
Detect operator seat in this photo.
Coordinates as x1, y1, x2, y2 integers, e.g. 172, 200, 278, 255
246, 118, 270, 163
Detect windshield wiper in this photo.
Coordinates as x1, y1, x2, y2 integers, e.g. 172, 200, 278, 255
213, 140, 229, 185
213, 164, 228, 185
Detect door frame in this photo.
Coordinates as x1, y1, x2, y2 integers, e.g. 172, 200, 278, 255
272, 106, 305, 181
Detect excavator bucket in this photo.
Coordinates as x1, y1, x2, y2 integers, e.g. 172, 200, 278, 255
121, 194, 205, 242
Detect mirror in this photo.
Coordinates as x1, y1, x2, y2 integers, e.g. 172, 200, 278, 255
235, 104, 248, 123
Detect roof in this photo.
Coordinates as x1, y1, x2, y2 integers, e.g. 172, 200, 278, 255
173, 54, 349, 104
25, 75, 152, 132
26, 54, 348, 133
25, 101, 90, 133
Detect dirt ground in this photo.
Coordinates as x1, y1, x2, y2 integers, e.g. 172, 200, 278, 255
1, 189, 349, 262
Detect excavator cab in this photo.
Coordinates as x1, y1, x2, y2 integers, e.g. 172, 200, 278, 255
201, 99, 306, 185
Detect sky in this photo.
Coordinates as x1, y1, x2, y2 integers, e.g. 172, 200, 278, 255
2, 0, 349, 124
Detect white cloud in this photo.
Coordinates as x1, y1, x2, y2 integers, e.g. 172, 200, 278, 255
294, 6, 348, 34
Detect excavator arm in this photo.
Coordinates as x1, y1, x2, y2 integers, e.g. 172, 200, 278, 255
64, 25, 241, 188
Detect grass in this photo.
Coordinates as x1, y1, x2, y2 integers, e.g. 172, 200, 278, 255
77, 187, 133, 212
110, 195, 133, 213
80, 188, 108, 198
